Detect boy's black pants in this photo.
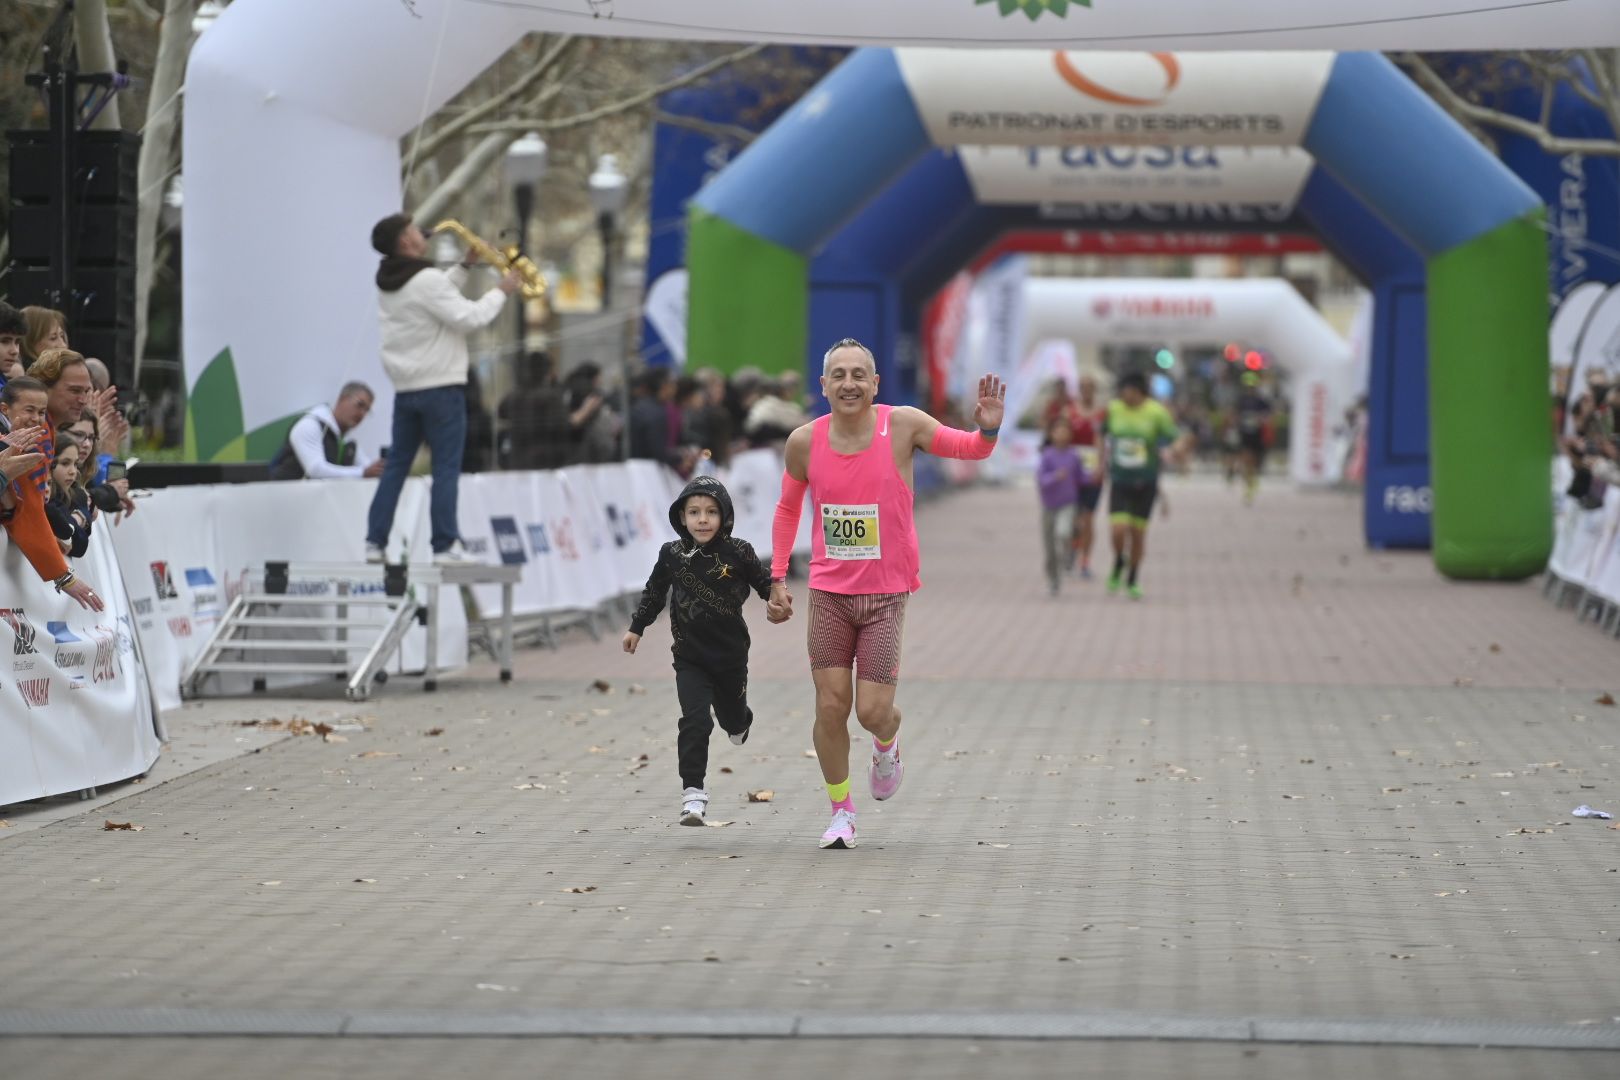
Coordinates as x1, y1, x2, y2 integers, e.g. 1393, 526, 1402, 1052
674, 658, 752, 790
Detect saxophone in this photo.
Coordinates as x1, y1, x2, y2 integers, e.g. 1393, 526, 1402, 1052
430, 219, 548, 301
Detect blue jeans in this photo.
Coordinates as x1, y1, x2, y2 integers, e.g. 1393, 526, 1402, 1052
366, 385, 467, 554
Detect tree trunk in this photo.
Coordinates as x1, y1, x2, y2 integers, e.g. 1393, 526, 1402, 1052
73, 0, 122, 131
132, 0, 196, 386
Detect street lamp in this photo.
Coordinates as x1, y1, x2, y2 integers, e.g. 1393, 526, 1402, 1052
503, 132, 547, 348
588, 153, 629, 312
587, 154, 630, 459
192, 1, 226, 34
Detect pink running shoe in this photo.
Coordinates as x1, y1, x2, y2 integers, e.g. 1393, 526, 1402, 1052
869, 742, 903, 801
819, 808, 858, 849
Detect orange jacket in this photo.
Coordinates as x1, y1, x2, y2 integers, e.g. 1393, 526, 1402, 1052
2, 418, 69, 582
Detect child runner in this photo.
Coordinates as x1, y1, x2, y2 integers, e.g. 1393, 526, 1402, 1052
623, 475, 782, 825
1036, 415, 1085, 597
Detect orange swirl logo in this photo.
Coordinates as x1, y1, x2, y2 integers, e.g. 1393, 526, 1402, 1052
1054, 52, 1181, 106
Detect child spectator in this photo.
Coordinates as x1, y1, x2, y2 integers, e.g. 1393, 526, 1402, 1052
45, 439, 93, 558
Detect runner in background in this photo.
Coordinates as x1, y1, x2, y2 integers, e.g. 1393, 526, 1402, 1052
1104, 372, 1190, 601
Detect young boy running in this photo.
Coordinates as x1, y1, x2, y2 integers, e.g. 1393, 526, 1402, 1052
623, 475, 782, 825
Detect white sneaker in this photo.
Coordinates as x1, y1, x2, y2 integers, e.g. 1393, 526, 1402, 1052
364, 542, 386, 564
819, 807, 857, 849
433, 541, 480, 565
679, 787, 709, 826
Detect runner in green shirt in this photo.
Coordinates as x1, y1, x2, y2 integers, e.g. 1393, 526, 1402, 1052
1103, 372, 1190, 600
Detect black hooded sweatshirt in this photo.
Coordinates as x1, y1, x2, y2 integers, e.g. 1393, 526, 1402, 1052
628, 475, 772, 669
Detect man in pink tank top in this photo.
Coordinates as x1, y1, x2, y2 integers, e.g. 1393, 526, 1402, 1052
769, 338, 1005, 849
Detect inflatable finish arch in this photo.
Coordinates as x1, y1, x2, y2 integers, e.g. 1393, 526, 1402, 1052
690, 49, 1549, 579
1019, 278, 1353, 486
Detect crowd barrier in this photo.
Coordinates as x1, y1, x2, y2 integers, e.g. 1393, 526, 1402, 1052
1, 449, 821, 805
1, 522, 161, 806
1546, 458, 1620, 636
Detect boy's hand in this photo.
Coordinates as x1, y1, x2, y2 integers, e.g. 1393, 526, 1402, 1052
767, 582, 793, 623
622, 631, 640, 654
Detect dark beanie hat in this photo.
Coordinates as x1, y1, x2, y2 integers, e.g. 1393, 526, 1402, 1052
371, 213, 412, 256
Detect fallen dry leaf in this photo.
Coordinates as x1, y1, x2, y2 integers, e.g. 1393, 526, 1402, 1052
590, 679, 613, 693
1597, 693, 1616, 707
313, 721, 334, 736
102, 820, 143, 831
919, 913, 941, 918
425, 727, 445, 736
862, 909, 883, 914
1488, 643, 1501, 653
747, 790, 774, 803
704, 820, 734, 828
1382, 787, 1405, 794
715, 854, 741, 859
356, 751, 399, 759
259, 880, 282, 887
719, 766, 733, 774
628, 684, 647, 695
1281, 794, 1306, 800
323, 732, 348, 744
803, 749, 817, 758
353, 878, 377, 884
449, 765, 469, 772
562, 886, 597, 894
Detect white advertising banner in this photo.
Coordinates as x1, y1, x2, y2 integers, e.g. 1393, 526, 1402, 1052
110, 477, 464, 710
959, 145, 1314, 209
897, 50, 1334, 148
1, 528, 161, 805
457, 456, 806, 622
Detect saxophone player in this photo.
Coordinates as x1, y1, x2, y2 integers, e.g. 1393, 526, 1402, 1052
364, 212, 519, 564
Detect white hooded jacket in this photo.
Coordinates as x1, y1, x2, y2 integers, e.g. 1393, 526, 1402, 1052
377, 266, 507, 393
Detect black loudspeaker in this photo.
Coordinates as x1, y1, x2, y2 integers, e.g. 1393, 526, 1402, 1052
4, 128, 140, 387
8, 129, 138, 203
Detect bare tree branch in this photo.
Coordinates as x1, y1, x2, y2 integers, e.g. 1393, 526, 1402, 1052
1399, 52, 1620, 157
406, 34, 578, 170
470, 44, 766, 136
653, 109, 758, 146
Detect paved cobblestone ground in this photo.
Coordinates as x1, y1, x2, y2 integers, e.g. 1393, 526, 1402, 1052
4, 477, 1618, 1079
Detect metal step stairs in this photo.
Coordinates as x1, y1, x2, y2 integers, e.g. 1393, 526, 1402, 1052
181, 559, 521, 701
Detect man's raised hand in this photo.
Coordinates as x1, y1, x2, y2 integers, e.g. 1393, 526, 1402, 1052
974, 374, 1007, 431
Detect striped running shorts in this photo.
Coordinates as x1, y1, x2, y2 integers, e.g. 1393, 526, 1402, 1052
807, 588, 909, 686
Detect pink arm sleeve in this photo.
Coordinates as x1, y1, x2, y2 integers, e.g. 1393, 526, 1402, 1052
929, 425, 997, 461
771, 470, 809, 579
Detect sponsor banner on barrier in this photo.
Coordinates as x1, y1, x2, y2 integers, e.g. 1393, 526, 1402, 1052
1, 527, 160, 805
110, 477, 464, 710
897, 50, 1333, 148
960, 145, 1314, 211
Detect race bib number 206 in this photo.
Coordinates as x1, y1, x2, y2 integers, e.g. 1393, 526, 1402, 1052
821, 503, 881, 560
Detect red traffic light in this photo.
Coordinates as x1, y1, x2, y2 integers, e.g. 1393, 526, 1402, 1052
1223, 343, 1241, 362
1243, 351, 1264, 371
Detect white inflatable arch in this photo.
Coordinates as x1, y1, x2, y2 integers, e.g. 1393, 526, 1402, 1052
181, 0, 1615, 460
1020, 277, 1353, 484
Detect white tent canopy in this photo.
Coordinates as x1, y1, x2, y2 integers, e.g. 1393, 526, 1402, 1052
1020, 277, 1354, 483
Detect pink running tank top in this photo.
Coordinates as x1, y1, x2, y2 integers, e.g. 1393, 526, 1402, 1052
807, 404, 921, 595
